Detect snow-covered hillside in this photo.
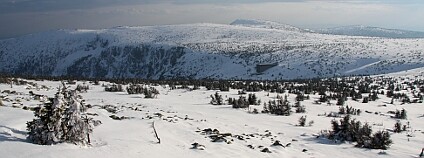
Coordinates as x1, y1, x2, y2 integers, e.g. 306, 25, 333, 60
1, 19, 424, 80
315, 25, 424, 38
0, 71, 423, 158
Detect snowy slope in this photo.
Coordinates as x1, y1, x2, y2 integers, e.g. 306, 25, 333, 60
374, 67, 424, 78
1, 73, 424, 158
1, 20, 424, 79
315, 25, 424, 38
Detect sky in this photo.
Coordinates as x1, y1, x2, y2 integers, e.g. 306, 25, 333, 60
0, 0, 423, 39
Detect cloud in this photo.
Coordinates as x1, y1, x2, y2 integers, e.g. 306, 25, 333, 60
1, 0, 422, 14
0, 0, 423, 39
0, 0, 145, 13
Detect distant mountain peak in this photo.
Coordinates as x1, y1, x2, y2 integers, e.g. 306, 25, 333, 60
230, 19, 277, 26
230, 19, 306, 32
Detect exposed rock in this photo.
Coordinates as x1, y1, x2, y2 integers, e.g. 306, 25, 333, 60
190, 142, 205, 150
271, 140, 285, 147
109, 115, 132, 120
261, 148, 271, 153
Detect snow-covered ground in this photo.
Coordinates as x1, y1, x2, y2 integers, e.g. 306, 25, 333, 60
1, 71, 423, 158
375, 67, 424, 78
314, 25, 424, 38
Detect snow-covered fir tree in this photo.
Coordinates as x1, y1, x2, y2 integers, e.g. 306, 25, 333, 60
27, 83, 93, 145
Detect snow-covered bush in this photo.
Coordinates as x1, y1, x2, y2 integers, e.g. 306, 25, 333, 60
294, 101, 306, 113
126, 84, 159, 98
327, 115, 392, 150
264, 96, 291, 116
105, 84, 123, 92
210, 92, 223, 105
143, 87, 159, 98
247, 93, 258, 105
27, 84, 93, 145
368, 131, 392, 150
298, 116, 307, 126
229, 96, 249, 108
126, 84, 145, 94
338, 105, 361, 115
76, 84, 89, 92
394, 109, 407, 119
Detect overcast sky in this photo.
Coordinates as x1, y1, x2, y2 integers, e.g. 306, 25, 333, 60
0, 0, 423, 39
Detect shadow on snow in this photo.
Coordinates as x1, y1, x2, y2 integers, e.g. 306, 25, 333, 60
0, 125, 28, 143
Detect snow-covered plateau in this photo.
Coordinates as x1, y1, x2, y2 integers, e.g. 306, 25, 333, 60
1, 19, 424, 80
0, 69, 423, 158
314, 25, 424, 38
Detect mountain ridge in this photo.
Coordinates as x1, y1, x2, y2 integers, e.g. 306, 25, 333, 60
315, 25, 424, 38
229, 19, 308, 32
1, 20, 424, 80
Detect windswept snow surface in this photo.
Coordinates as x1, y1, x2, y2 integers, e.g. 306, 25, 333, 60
1, 71, 424, 158
315, 25, 424, 38
0, 20, 424, 79
374, 67, 424, 78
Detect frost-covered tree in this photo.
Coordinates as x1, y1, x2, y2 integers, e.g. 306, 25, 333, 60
295, 92, 306, 101
105, 84, 123, 92
248, 93, 258, 105
336, 97, 345, 106
394, 109, 407, 119
393, 121, 404, 133
231, 96, 249, 108
126, 84, 159, 98
362, 97, 369, 103
62, 90, 92, 144
27, 84, 93, 145
144, 87, 159, 98
298, 116, 307, 126
26, 98, 61, 145
210, 92, 223, 105
266, 96, 291, 116
295, 101, 306, 113
76, 83, 89, 93
369, 131, 392, 150
328, 115, 392, 150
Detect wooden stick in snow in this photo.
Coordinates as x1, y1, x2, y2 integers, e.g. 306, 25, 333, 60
152, 121, 161, 144
85, 116, 91, 145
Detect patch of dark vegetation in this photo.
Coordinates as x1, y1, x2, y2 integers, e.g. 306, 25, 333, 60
109, 115, 132, 120
321, 115, 392, 150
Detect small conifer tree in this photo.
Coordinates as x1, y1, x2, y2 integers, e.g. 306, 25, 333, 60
298, 116, 307, 126
369, 131, 392, 150
393, 121, 403, 133
27, 83, 93, 145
